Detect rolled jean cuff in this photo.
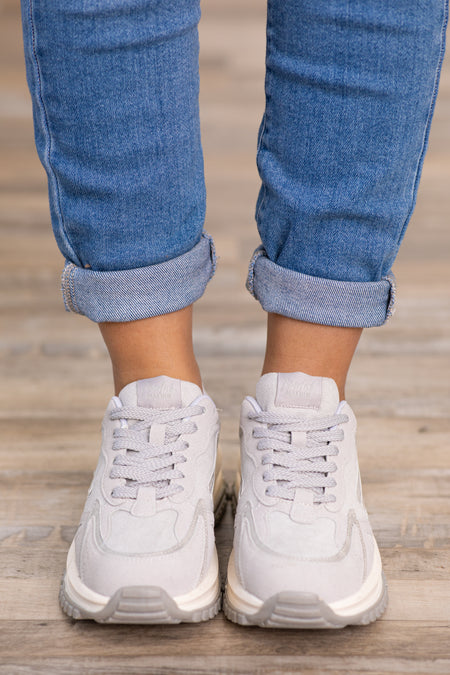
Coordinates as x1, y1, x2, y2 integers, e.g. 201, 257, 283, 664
246, 246, 396, 328
61, 231, 216, 322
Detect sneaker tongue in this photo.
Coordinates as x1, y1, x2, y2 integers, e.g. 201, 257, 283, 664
255, 372, 340, 416
119, 375, 202, 409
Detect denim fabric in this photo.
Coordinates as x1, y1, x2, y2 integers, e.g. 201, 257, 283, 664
61, 231, 216, 322
21, 0, 448, 326
20, 0, 209, 322
251, 0, 448, 326
248, 247, 395, 328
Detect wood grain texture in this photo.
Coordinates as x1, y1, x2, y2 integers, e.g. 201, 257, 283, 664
0, 0, 449, 672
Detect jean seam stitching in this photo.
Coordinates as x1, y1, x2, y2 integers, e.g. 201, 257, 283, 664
255, 4, 274, 227
28, 0, 80, 266
61, 263, 73, 312
393, 0, 449, 254
246, 246, 265, 297
69, 265, 81, 314
382, 272, 396, 323
202, 230, 217, 278
61, 262, 79, 314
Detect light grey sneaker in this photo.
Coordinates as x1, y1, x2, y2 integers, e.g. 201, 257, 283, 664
60, 375, 226, 624
224, 371, 388, 628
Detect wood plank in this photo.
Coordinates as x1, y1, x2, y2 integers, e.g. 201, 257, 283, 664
0, 656, 449, 675
1, 0, 450, 672
0, 619, 449, 659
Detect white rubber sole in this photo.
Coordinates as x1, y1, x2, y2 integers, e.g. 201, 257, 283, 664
60, 541, 221, 623
224, 547, 388, 628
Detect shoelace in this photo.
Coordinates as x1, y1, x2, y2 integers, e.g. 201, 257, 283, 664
250, 410, 348, 504
109, 404, 205, 500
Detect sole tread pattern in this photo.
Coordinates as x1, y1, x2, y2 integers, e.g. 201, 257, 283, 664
223, 575, 388, 629
60, 579, 221, 624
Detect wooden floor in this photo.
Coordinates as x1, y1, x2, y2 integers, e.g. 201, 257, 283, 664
1, 0, 450, 672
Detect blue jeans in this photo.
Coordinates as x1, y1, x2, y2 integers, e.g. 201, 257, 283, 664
21, 0, 448, 327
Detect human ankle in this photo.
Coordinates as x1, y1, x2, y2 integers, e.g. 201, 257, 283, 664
262, 313, 363, 400
99, 306, 202, 394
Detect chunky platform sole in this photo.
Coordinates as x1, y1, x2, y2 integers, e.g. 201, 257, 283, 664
60, 542, 222, 624
60, 581, 221, 624
224, 549, 388, 629
223, 582, 388, 629
60, 477, 227, 624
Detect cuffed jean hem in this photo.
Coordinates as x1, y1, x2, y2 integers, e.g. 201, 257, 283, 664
246, 246, 396, 328
61, 231, 216, 323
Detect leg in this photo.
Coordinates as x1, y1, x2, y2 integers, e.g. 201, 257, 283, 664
262, 315, 362, 399
21, 0, 223, 624
21, 0, 214, 384
251, 0, 447, 328
226, 0, 448, 629
99, 307, 202, 394
248, 0, 448, 397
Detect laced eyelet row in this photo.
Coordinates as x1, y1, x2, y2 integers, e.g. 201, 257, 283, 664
248, 410, 348, 504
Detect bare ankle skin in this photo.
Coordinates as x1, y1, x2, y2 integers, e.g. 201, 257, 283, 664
99, 305, 202, 394
262, 313, 363, 400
